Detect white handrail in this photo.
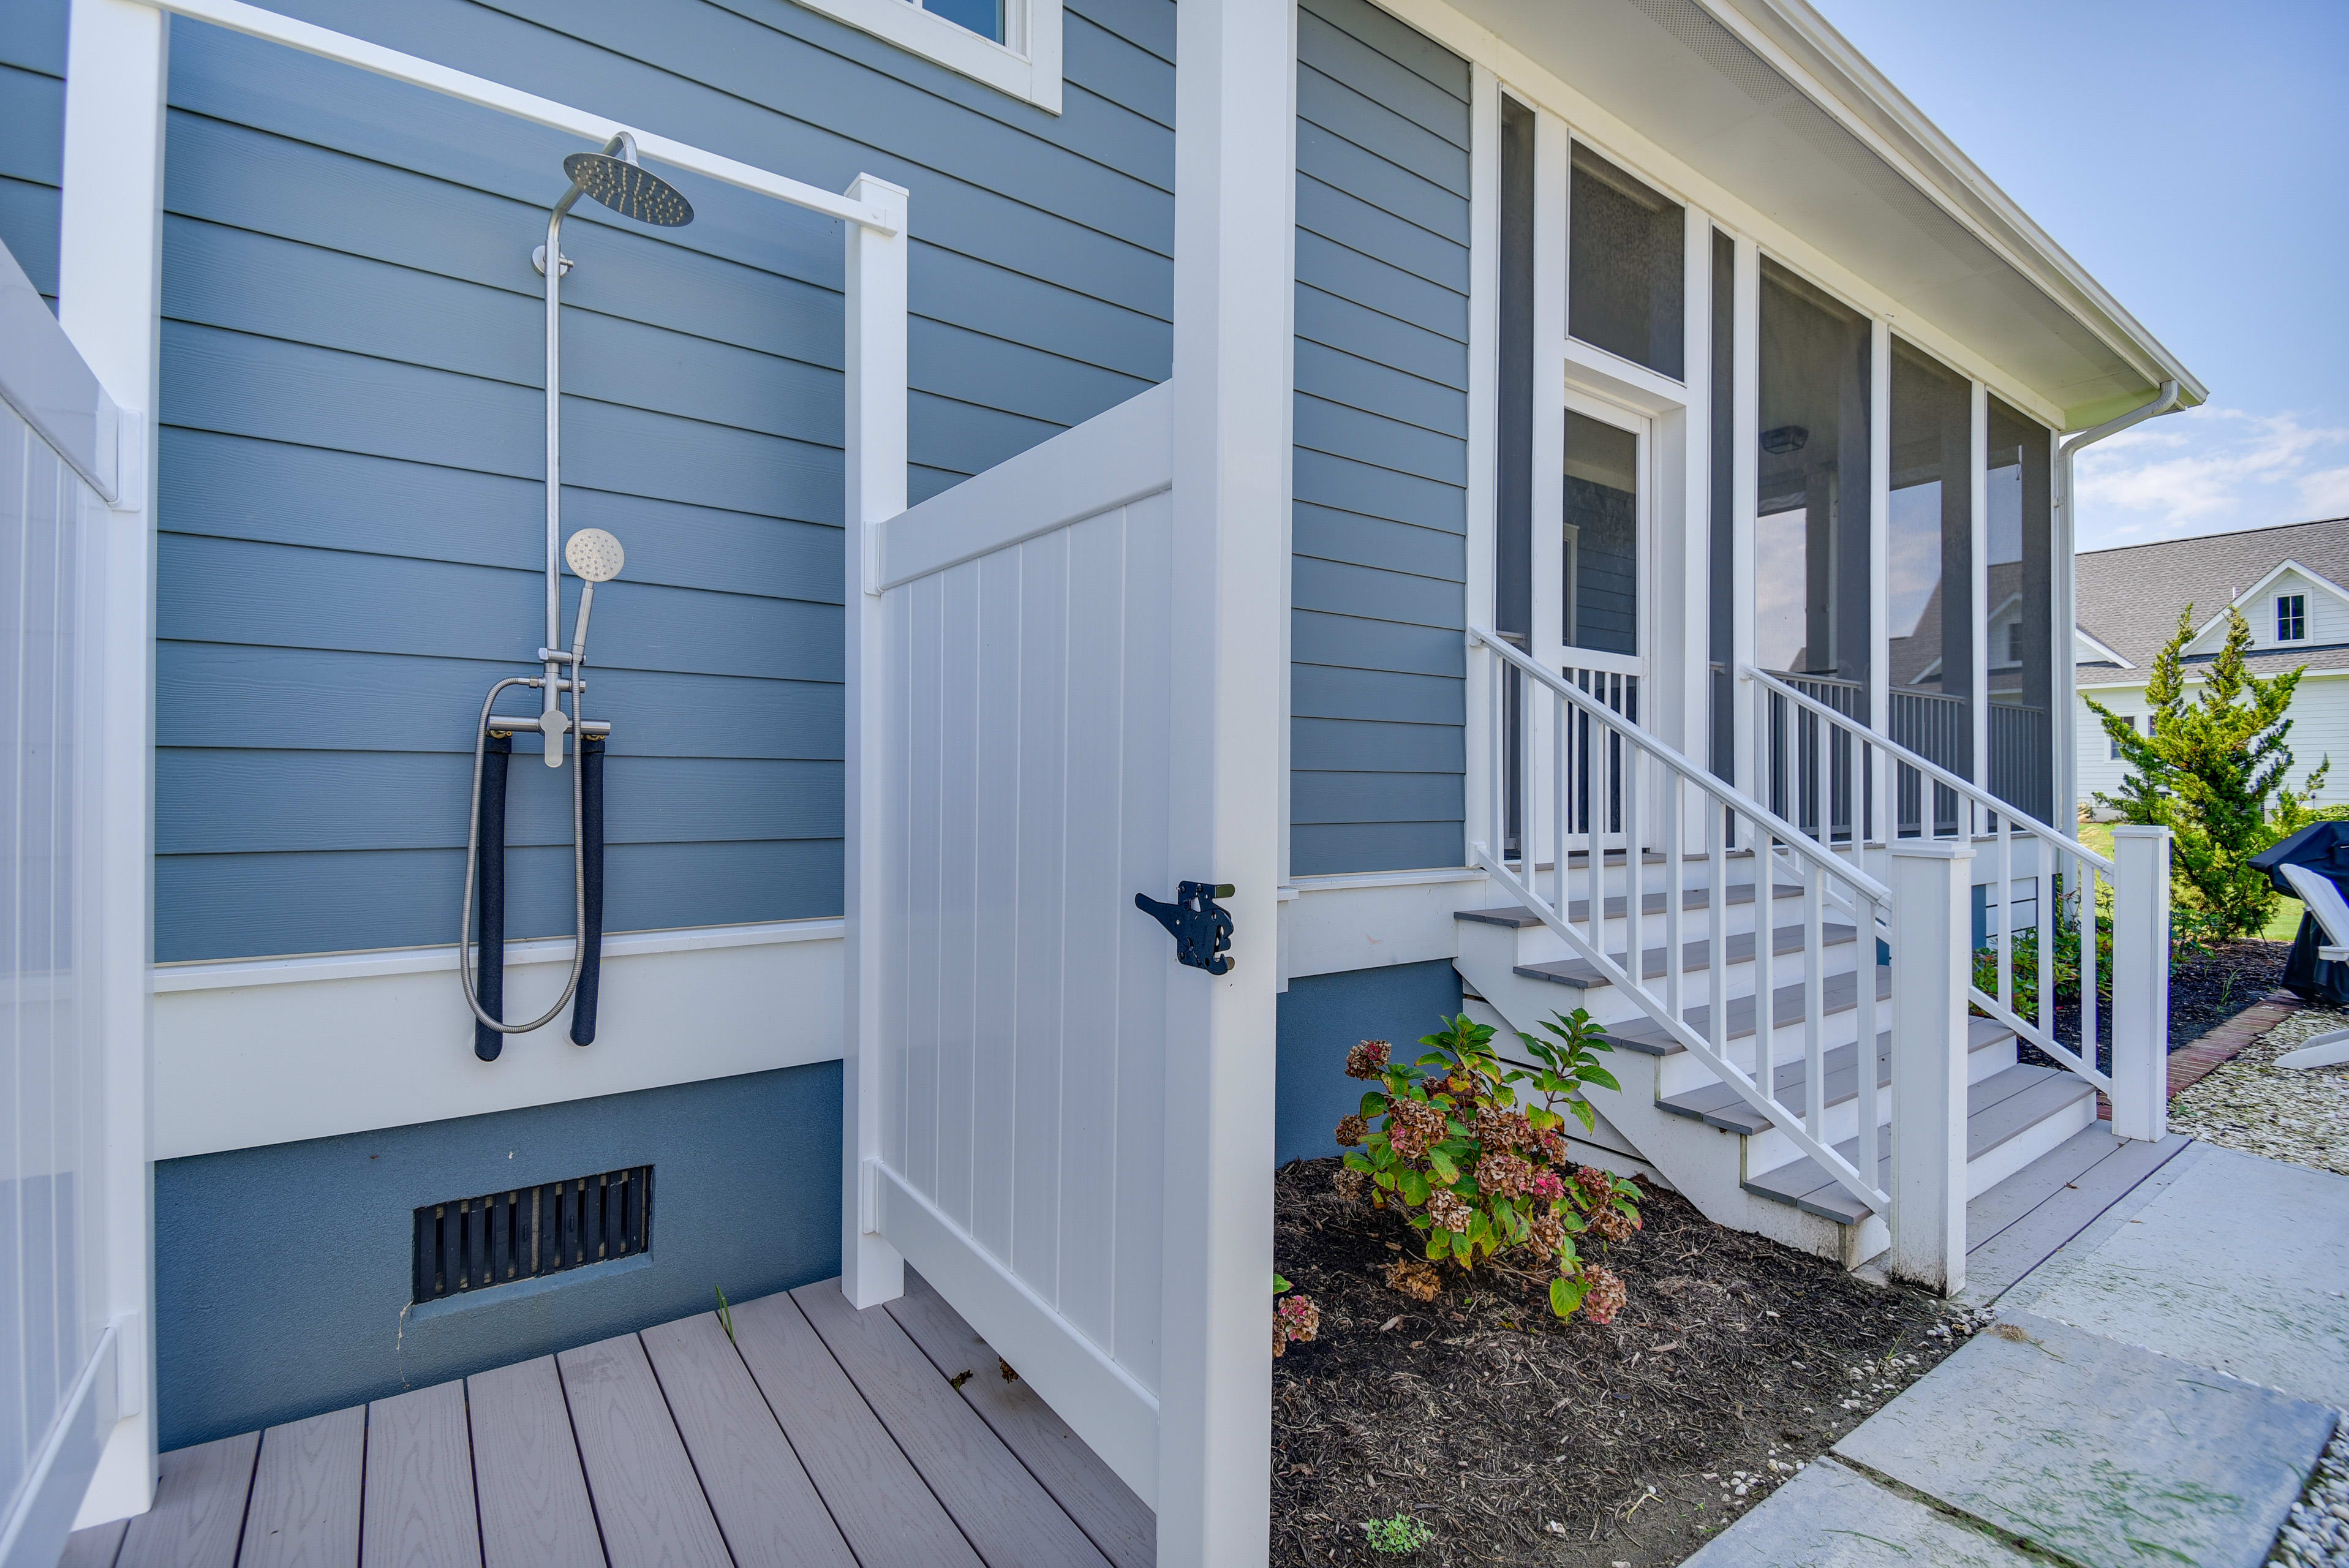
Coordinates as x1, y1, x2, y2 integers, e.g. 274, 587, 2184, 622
1742, 663, 2117, 1094
1471, 628, 1891, 1216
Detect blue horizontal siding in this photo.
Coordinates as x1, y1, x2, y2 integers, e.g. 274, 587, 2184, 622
1291, 0, 1468, 878
0, 0, 1175, 961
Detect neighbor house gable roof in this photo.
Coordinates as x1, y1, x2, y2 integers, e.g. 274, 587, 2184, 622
2181, 559, 2349, 655
2076, 518, 2349, 685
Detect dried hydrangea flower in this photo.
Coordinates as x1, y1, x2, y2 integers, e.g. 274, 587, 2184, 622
1332, 1166, 1368, 1204
1586, 1202, 1640, 1243
1526, 1210, 1564, 1256
1534, 1126, 1567, 1164
1385, 1258, 1441, 1302
1333, 1114, 1368, 1147
1529, 1170, 1566, 1202
1386, 1099, 1447, 1160
1573, 1165, 1616, 1208
1425, 1189, 1472, 1234
1580, 1264, 1627, 1326
1276, 1293, 1320, 1342
1471, 1107, 1531, 1150
1473, 1151, 1535, 1199
1344, 1039, 1392, 1080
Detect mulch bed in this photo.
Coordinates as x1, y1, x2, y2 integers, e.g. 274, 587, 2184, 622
1269, 1158, 1972, 1567
2032, 937, 2294, 1074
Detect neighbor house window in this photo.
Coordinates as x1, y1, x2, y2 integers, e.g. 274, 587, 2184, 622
2279, 594, 2307, 641
2110, 715, 2137, 760
1569, 144, 1684, 380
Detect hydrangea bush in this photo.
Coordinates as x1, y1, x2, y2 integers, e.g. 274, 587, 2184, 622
1336, 1011, 1641, 1322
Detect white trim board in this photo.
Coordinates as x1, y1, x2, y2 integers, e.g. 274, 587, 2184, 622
151, 922, 844, 1158
788, 0, 1063, 113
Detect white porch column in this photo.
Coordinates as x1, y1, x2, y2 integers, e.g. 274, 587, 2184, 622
840, 173, 910, 1310
1729, 236, 1759, 800
1888, 839, 1971, 1295
58, 0, 168, 1526
2109, 825, 2172, 1142
1159, 0, 1293, 1559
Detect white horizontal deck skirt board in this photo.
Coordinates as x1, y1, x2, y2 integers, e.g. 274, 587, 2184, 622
113, 1433, 258, 1568
238, 1406, 363, 1568
886, 1278, 1155, 1568
877, 486, 1172, 1480
724, 1292, 984, 1568
554, 1335, 732, 1568
791, 1284, 1111, 1568
149, 922, 843, 1157
463, 1357, 604, 1568
637, 1313, 858, 1568
360, 1382, 481, 1568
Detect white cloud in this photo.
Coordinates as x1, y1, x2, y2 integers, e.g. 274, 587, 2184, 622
2073, 405, 2349, 550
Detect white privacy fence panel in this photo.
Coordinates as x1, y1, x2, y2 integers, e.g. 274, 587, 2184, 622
863, 384, 1175, 1505
0, 379, 104, 1564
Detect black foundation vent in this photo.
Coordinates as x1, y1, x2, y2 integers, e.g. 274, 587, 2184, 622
412, 1166, 651, 1303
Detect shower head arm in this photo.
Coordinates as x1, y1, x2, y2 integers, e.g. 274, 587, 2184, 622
546, 132, 638, 236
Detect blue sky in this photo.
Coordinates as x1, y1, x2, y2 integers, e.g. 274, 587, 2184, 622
1809, 0, 2349, 551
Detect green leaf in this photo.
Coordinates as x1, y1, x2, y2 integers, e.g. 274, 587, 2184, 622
1400, 1170, 1431, 1207
1273, 1273, 1291, 1293
1569, 1099, 1598, 1134
1342, 1153, 1373, 1174
1574, 1065, 1621, 1091
1360, 1091, 1390, 1117
1550, 1275, 1588, 1318
1427, 1229, 1452, 1260
1427, 1150, 1459, 1185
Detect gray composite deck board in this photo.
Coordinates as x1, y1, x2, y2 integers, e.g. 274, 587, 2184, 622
556, 1333, 734, 1568
239, 1406, 364, 1568
465, 1355, 607, 1568
68, 1283, 1128, 1568
638, 1313, 859, 1568
115, 1433, 258, 1568
59, 1518, 127, 1568
791, 1283, 1112, 1568
361, 1381, 482, 1568
726, 1291, 986, 1568
1516, 920, 1857, 991
886, 1279, 1155, 1568
1608, 964, 1891, 1054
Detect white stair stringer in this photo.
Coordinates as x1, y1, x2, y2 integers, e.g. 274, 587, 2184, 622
1451, 862, 2102, 1272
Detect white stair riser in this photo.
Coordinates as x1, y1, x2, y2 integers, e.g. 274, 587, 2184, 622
1963, 1091, 2099, 1198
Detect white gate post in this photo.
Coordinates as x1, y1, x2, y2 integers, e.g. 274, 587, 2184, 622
840, 174, 909, 1310
58, 0, 168, 1527
1888, 840, 1970, 1295
2109, 825, 2171, 1142
1160, 0, 1292, 1556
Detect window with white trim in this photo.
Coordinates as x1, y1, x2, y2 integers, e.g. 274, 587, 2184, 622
2279, 594, 2307, 643
794, 0, 1064, 112
2110, 714, 2136, 760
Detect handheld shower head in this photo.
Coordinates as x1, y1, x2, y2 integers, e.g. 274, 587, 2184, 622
565, 527, 626, 583
561, 152, 694, 227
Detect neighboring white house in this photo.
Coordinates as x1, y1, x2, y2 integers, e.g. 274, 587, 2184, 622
2076, 517, 2349, 813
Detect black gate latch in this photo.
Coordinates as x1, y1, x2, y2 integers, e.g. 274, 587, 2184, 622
1135, 882, 1235, 974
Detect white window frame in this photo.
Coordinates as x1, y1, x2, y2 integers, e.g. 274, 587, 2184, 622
2279, 593, 2307, 643
794, 0, 1065, 113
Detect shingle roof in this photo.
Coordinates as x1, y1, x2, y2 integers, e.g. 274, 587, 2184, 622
2076, 518, 2349, 684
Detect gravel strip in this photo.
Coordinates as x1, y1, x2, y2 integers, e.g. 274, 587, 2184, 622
2168, 1007, 2349, 1177
2267, 1415, 2349, 1568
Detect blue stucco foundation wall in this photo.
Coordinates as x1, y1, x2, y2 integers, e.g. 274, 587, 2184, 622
154, 1061, 840, 1450
1275, 958, 1461, 1164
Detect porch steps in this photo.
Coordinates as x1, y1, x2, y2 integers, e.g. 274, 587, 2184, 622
1452, 854, 2111, 1270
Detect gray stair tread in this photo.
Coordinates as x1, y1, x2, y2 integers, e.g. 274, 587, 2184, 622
1678, 1457, 2033, 1568
1833, 1311, 2334, 1568
1454, 881, 1801, 929
1514, 920, 1857, 991
1657, 1017, 2012, 1133
1604, 965, 1891, 1057
1743, 1066, 2097, 1223
1961, 1129, 2195, 1302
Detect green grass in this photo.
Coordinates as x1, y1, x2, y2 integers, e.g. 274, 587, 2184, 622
2072, 819, 2302, 941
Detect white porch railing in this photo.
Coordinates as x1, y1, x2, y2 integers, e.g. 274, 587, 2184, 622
1471, 628, 1895, 1220
1743, 665, 2172, 1140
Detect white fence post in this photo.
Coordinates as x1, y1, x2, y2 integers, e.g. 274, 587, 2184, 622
2109, 824, 2171, 1142
840, 173, 908, 1311
1889, 840, 1971, 1295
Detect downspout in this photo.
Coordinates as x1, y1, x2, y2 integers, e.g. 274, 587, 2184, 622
2054, 379, 2181, 835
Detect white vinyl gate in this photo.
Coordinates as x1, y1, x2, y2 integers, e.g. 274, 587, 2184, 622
0, 231, 135, 1566
851, 386, 1178, 1502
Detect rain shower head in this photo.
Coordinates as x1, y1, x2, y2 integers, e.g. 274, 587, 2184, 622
561, 152, 694, 227
566, 528, 626, 582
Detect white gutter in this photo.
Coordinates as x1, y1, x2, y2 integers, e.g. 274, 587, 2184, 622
2053, 379, 2183, 832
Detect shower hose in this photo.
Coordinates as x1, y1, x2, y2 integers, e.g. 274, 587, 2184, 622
459, 673, 606, 1060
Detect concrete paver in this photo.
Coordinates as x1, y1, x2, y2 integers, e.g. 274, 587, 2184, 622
1678, 1458, 2029, 1567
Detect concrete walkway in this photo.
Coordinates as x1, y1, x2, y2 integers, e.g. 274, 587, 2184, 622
1683, 1142, 2349, 1567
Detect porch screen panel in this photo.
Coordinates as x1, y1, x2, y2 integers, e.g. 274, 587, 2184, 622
1887, 338, 1974, 790
1987, 396, 2054, 823
1754, 260, 1871, 690
1568, 143, 1684, 380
